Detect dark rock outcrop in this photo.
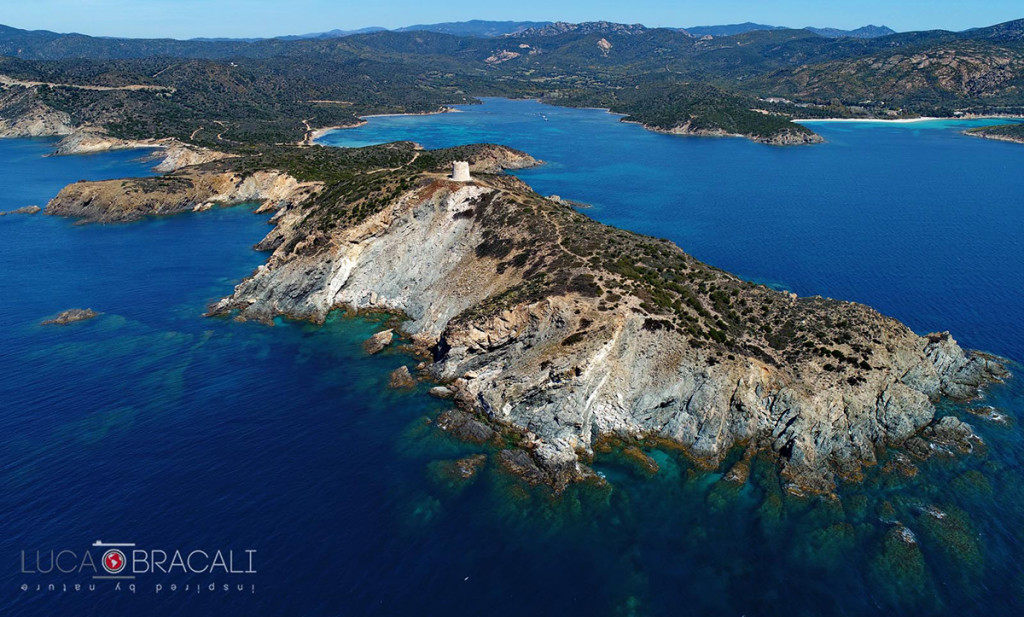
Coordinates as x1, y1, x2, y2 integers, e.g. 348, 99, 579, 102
41, 308, 99, 325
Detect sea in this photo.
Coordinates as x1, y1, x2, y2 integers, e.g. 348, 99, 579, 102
2, 98, 1023, 616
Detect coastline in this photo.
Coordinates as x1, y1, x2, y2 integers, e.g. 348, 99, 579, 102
963, 131, 1024, 145
795, 114, 1024, 124
309, 106, 461, 143
795, 117, 943, 124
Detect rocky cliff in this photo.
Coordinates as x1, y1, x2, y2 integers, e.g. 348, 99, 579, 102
185, 142, 1003, 494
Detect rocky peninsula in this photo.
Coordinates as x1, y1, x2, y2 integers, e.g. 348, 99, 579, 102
965, 123, 1024, 145
43, 141, 1008, 495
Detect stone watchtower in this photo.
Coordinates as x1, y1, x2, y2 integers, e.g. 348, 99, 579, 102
451, 161, 471, 182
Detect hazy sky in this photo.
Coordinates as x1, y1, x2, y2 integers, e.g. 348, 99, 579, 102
0, 0, 1021, 39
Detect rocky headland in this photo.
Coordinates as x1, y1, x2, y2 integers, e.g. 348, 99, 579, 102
46, 166, 321, 222
634, 119, 825, 145
964, 124, 1024, 145
43, 140, 1008, 494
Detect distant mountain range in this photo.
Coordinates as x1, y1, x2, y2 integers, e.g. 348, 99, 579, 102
805, 25, 898, 39
685, 22, 896, 38
683, 23, 788, 37
395, 20, 551, 37
1, 16, 1022, 148
184, 20, 898, 42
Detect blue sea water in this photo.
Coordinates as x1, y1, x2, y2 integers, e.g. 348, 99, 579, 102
1, 101, 1022, 617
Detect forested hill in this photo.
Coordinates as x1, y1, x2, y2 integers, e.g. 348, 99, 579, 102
0, 18, 1022, 147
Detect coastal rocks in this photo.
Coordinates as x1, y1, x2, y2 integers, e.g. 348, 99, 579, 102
458, 144, 539, 174
905, 416, 984, 459
966, 405, 1012, 425
436, 409, 495, 444
497, 447, 585, 492
363, 329, 394, 354
755, 128, 826, 146
388, 365, 416, 389
964, 127, 1024, 145
45, 169, 321, 223
918, 332, 1009, 398
52, 127, 232, 172
41, 308, 99, 325
0, 205, 41, 216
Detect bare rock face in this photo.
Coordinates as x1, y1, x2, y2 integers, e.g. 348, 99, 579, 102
363, 329, 395, 354
209, 163, 1007, 494
45, 169, 321, 223
41, 308, 99, 325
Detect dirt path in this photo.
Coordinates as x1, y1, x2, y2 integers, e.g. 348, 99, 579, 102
0, 74, 175, 93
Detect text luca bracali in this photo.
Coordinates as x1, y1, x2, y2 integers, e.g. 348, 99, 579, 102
20, 540, 257, 595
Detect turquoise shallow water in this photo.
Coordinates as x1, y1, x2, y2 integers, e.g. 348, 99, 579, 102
1, 104, 1023, 616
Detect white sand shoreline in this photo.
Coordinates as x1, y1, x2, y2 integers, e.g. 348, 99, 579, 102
795, 115, 1024, 124
794, 117, 943, 124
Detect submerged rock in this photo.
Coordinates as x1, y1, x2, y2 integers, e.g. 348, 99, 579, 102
916, 505, 984, 583
619, 446, 660, 477
868, 525, 939, 610
388, 365, 416, 389
363, 329, 394, 355
436, 409, 495, 444
427, 454, 487, 495
966, 405, 1012, 426
41, 308, 99, 325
